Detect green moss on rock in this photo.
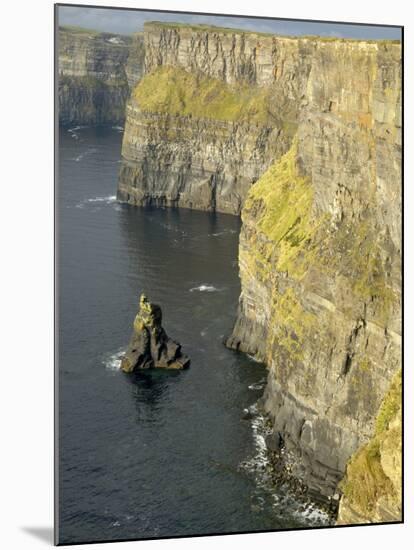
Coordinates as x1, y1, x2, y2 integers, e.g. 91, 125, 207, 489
338, 369, 402, 522
144, 21, 277, 36
271, 287, 317, 361
243, 138, 326, 280
375, 370, 402, 435
340, 438, 395, 514
132, 66, 274, 124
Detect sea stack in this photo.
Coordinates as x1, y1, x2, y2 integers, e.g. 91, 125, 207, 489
121, 294, 190, 372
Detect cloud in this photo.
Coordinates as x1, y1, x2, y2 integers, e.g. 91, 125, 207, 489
57, 5, 401, 40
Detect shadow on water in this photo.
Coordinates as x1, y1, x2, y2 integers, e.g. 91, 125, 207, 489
124, 368, 183, 407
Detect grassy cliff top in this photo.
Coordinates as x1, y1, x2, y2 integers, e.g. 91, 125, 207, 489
144, 21, 400, 44
132, 66, 274, 124
59, 25, 101, 35
144, 20, 275, 36
59, 25, 131, 40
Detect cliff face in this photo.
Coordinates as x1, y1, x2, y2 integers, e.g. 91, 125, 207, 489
116, 22, 401, 522
227, 40, 401, 514
117, 24, 313, 214
337, 370, 402, 523
125, 32, 145, 88
58, 26, 144, 125
55, 15, 402, 525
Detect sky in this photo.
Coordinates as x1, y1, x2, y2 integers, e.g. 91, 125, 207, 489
57, 5, 402, 40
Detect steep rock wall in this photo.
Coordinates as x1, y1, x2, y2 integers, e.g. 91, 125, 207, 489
144, 22, 308, 86
117, 24, 314, 214
115, 21, 401, 520
118, 103, 290, 214
226, 40, 401, 514
58, 27, 144, 125
337, 370, 402, 524
125, 32, 145, 88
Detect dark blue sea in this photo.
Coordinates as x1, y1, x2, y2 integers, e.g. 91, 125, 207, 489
57, 125, 328, 544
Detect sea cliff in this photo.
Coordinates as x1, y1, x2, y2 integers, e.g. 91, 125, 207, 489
58, 26, 144, 125
226, 39, 401, 517
111, 21, 401, 522
117, 23, 313, 213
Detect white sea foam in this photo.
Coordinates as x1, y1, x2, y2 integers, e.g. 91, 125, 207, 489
247, 354, 262, 364
112, 125, 124, 132
248, 378, 266, 391
239, 402, 331, 527
207, 229, 238, 237
71, 148, 97, 162
75, 195, 117, 209
240, 404, 272, 476
68, 125, 88, 140
189, 284, 219, 292
87, 195, 116, 203
68, 125, 88, 133
104, 348, 125, 370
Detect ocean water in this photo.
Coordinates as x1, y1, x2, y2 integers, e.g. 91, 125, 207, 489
57, 125, 327, 544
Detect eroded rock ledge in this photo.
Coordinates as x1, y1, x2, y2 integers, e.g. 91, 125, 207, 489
121, 294, 190, 372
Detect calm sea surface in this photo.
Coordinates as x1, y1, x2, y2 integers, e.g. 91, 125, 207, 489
57, 125, 326, 544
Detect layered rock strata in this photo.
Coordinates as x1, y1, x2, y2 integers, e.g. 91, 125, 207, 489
121, 294, 190, 372
125, 32, 145, 88
115, 21, 401, 522
117, 23, 313, 214
58, 26, 144, 124
226, 40, 401, 515
337, 370, 402, 523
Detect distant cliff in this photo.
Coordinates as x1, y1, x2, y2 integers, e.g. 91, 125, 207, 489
58, 26, 144, 125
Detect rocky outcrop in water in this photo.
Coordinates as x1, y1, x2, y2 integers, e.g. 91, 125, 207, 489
58, 26, 144, 125
121, 294, 190, 372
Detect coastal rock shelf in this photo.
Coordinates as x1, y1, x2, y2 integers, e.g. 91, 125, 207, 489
121, 294, 190, 372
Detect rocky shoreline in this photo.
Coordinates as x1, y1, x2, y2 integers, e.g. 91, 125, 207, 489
241, 400, 337, 526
